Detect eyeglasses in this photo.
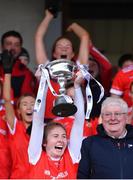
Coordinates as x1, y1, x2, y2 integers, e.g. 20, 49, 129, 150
102, 112, 127, 118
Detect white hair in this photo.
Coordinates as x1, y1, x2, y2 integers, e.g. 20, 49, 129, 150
101, 97, 128, 114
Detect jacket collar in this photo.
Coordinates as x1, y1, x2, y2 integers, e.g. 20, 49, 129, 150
97, 124, 133, 139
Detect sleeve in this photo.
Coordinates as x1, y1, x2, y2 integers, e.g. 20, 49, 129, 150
110, 71, 123, 96
28, 74, 47, 165
77, 138, 92, 179
89, 45, 112, 92
68, 87, 85, 163
89, 45, 112, 70
7, 117, 17, 135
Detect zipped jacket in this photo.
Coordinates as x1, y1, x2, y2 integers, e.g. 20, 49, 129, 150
77, 124, 133, 179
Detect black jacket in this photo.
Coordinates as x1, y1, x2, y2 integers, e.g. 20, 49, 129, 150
77, 124, 133, 179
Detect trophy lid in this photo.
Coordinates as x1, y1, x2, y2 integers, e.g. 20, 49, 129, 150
46, 59, 76, 80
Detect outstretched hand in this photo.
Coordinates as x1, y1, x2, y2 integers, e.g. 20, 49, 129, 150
1, 50, 15, 74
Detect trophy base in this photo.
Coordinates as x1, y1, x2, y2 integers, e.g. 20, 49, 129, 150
52, 96, 77, 117
52, 103, 77, 117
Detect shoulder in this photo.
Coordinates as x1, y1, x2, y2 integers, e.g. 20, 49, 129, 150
82, 135, 99, 146
126, 124, 133, 137
81, 135, 103, 156
83, 124, 107, 146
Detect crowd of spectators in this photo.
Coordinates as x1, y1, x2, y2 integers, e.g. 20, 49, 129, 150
0, 7, 133, 179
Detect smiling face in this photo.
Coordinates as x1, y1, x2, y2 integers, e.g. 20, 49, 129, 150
53, 38, 74, 60
43, 125, 67, 159
17, 95, 35, 126
101, 105, 128, 138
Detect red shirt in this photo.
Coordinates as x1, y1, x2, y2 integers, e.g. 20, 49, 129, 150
8, 120, 30, 178
29, 149, 77, 179
0, 60, 38, 102
12, 61, 38, 100
0, 107, 11, 178
83, 118, 99, 137
110, 65, 133, 108
54, 116, 98, 139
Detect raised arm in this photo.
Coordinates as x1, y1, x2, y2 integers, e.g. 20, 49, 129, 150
67, 23, 90, 65
35, 10, 54, 65
89, 43, 112, 70
68, 70, 85, 163
89, 43, 112, 92
2, 50, 15, 130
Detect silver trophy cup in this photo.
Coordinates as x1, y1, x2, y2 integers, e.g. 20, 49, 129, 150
46, 59, 77, 117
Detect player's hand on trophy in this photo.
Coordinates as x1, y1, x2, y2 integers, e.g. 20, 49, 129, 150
74, 70, 84, 88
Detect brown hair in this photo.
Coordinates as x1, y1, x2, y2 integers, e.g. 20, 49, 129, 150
1, 30, 23, 46
16, 93, 35, 109
43, 121, 66, 145
51, 34, 75, 60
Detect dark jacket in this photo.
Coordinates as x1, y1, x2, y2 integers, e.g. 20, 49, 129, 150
77, 124, 133, 179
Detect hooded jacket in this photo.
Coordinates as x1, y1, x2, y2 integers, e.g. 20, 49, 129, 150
77, 124, 133, 179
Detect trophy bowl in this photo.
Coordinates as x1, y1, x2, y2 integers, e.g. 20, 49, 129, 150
46, 59, 77, 117
46, 59, 76, 80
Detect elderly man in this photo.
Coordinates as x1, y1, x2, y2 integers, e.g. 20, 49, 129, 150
77, 97, 133, 179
